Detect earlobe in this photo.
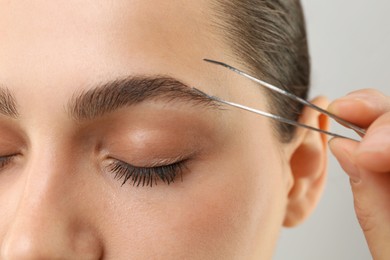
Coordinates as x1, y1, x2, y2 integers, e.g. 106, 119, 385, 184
283, 97, 329, 227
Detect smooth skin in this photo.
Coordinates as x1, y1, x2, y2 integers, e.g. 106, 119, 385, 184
0, 0, 387, 259
0, 1, 328, 259
329, 89, 390, 260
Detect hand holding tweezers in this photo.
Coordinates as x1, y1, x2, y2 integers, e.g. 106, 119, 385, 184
193, 59, 366, 141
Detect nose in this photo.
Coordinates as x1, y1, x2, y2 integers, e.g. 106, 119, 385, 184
1, 221, 102, 260
0, 151, 103, 259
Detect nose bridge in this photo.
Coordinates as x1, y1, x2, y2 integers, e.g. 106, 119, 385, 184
15, 136, 74, 214
0, 137, 103, 259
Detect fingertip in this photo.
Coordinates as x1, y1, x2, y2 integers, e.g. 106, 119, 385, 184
355, 127, 390, 172
327, 100, 340, 116
328, 137, 339, 153
329, 90, 390, 128
329, 138, 361, 182
329, 137, 358, 156
330, 98, 382, 129
328, 97, 360, 117
346, 88, 386, 99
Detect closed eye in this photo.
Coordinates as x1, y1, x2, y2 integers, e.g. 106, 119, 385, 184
107, 159, 186, 187
0, 155, 17, 171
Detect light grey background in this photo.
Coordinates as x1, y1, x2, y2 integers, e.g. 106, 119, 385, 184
275, 1, 390, 260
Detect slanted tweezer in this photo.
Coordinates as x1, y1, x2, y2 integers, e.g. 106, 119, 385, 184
195, 59, 366, 141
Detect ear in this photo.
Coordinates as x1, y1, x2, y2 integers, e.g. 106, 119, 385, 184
283, 96, 329, 227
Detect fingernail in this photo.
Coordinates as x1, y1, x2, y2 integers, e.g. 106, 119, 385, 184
327, 102, 339, 114
346, 91, 373, 99
328, 98, 364, 115
329, 92, 378, 114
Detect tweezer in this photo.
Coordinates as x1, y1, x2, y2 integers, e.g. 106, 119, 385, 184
193, 59, 366, 141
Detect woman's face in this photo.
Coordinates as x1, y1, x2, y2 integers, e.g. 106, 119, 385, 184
0, 1, 326, 259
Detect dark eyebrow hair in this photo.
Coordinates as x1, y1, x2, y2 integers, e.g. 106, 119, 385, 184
68, 76, 221, 121
0, 87, 18, 118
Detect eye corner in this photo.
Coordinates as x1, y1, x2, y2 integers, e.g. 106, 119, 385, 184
0, 153, 20, 172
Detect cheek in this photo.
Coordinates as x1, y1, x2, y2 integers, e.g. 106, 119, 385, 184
98, 134, 287, 259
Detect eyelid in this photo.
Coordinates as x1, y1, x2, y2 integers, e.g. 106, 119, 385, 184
0, 154, 17, 170
136, 155, 188, 168
107, 158, 187, 187
104, 148, 192, 168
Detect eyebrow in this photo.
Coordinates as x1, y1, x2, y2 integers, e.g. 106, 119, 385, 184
68, 75, 221, 121
0, 87, 18, 118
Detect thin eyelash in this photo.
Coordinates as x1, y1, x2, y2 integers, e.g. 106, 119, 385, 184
0, 156, 15, 170
108, 160, 185, 187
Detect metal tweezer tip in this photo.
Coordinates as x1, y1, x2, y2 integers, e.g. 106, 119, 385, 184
197, 58, 366, 141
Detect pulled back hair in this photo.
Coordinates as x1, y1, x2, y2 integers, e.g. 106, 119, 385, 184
212, 0, 310, 142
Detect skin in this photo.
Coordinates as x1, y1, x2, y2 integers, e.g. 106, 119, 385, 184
0, 0, 361, 259
329, 90, 390, 260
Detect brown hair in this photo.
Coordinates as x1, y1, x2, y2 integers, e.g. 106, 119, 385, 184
212, 0, 310, 142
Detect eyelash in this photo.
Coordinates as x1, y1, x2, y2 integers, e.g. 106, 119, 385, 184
0, 154, 186, 187
107, 159, 185, 187
0, 155, 15, 170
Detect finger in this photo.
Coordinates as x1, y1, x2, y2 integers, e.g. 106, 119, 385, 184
328, 89, 390, 128
356, 112, 390, 173
329, 138, 360, 182
330, 138, 390, 260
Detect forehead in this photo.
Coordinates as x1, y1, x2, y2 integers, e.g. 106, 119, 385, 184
0, 0, 223, 91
